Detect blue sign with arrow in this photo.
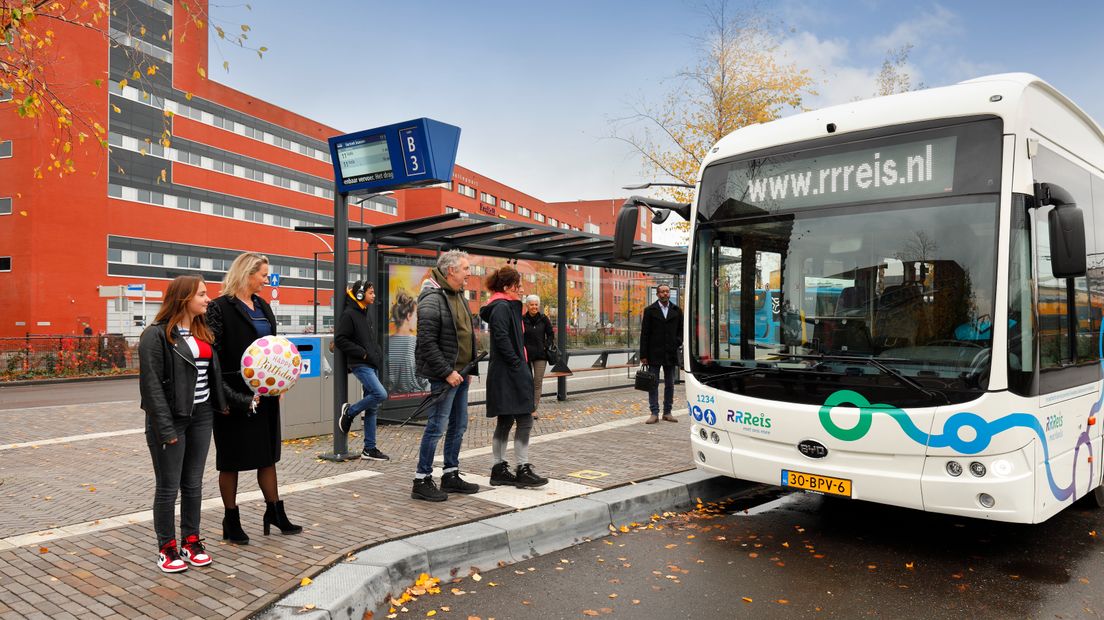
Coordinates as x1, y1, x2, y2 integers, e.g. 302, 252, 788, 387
328, 118, 460, 194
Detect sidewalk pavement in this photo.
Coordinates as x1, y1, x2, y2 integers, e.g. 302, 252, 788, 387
0, 382, 736, 619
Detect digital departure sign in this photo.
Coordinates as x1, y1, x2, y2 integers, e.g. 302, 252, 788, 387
328, 118, 461, 194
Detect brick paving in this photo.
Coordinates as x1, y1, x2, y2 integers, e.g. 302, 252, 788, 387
0, 383, 690, 619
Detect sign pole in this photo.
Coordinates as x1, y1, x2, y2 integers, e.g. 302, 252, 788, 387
321, 188, 357, 461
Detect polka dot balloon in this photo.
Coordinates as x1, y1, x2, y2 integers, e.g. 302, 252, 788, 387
240, 336, 301, 396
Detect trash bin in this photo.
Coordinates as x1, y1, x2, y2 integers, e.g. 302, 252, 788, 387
282, 335, 360, 440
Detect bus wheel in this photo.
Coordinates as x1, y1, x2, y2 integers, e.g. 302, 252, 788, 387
1091, 485, 1104, 509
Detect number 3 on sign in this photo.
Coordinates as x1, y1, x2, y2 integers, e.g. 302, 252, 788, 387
400, 128, 425, 177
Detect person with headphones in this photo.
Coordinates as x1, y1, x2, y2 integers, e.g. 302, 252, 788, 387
335, 280, 390, 461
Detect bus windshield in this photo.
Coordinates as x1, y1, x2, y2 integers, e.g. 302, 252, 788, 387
690, 118, 1002, 407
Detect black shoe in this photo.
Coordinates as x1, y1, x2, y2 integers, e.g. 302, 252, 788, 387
412, 477, 448, 502
515, 463, 549, 488
490, 461, 518, 487
262, 500, 303, 536
361, 448, 390, 461
440, 471, 480, 494
338, 403, 354, 435
222, 507, 249, 545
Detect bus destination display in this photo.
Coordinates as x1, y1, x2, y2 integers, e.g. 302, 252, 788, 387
335, 133, 394, 185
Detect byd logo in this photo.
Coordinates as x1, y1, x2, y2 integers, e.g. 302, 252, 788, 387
797, 439, 829, 459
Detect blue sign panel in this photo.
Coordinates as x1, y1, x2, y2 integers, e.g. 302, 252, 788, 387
268, 273, 281, 287
287, 336, 321, 379
328, 118, 461, 194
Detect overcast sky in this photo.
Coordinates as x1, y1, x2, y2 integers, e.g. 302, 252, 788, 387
207, 1, 1104, 204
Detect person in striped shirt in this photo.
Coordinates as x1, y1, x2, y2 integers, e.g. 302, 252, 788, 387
139, 276, 227, 573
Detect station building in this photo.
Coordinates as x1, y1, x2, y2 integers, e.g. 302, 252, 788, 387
0, 0, 655, 339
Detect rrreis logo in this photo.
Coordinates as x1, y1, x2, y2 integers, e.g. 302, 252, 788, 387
727, 409, 772, 435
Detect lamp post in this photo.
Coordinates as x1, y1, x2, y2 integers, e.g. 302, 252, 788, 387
294, 231, 334, 333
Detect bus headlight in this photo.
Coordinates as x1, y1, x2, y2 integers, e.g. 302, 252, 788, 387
946, 461, 963, 477
969, 461, 987, 477
978, 493, 996, 509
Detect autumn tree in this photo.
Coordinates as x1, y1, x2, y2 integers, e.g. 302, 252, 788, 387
0, 0, 263, 178
613, 1, 815, 204
874, 44, 921, 97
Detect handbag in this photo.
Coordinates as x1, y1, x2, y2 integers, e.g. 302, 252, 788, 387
634, 365, 657, 391
544, 341, 561, 366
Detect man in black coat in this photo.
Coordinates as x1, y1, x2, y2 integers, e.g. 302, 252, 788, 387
335, 281, 390, 461
639, 284, 683, 424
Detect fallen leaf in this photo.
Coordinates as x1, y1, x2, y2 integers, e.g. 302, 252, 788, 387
905, 562, 915, 570
583, 611, 599, 617
777, 599, 789, 605
471, 573, 482, 582
426, 611, 436, 617
742, 597, 753, 603
38, 547, 48, 554
300, 577, 313, 587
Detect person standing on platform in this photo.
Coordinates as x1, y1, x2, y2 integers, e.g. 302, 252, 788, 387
139, 275, 226, 573
482, 267, 547, 488
639, 284, 683, 424
207, 252, 302, 543
521, 294, 555, 420
335, 280, 390, 461
411, 250, 480, 501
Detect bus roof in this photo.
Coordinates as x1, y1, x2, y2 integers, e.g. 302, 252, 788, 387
705, 73, 1104, 173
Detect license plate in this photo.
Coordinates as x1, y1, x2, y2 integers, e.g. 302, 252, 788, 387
782, 469, 852, 497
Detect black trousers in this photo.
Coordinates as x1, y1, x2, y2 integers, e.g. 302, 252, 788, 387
146, 401, 213, 547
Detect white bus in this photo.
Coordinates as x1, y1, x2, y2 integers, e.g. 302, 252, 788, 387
616, 73, 1104, 523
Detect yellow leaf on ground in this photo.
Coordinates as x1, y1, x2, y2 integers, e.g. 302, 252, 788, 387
471, 573, 482, 582
38, 547, 48, 554
300, 577, 313, 586
742, 597, 753, 603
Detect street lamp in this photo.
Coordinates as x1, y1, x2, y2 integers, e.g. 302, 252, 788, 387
293, 229, 334, 333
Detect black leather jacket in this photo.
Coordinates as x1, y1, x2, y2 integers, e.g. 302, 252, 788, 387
139, 322, 228, 445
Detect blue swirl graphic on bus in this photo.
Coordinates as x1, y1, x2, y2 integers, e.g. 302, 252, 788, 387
819, 389, 1093, 501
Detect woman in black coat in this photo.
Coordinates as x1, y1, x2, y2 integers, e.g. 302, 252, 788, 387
207, 252, 301, 544
478, 266, 547, 489
521, 294, 555, 418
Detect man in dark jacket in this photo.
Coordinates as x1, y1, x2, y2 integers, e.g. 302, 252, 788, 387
335, 281, 390, 461
412, 250, 480, 501
639, 284, 683, 424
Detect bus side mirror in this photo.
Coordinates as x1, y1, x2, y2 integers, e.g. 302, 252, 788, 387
613, 202, 640, 260
1037, 182, 1087, 278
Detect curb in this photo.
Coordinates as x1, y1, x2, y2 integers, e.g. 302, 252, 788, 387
1, 374, 138, 387
257, 471, 754, 619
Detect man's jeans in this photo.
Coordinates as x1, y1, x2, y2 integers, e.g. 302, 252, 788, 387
415, 378, 470, 476
349, 366, 388, 451
647, 364, 677, 416
146, 401, 213, 547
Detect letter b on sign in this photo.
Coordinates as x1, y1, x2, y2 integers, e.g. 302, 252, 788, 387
399, 127, 426, 177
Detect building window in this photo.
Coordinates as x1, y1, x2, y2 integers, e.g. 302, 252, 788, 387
136, 251, 164, 265
458, 184, 477, 199
0, 197, 10, 215
0, 88, 11, 102
445, 206, 458, 214
480, 192, 497, 206
549, 218, 559, 227
534, 213, 545, 223
177, 255, 201, 269
0, 256, 10, 271
108, 248, 122, 262
0, 141, 11, 158
276, 314, 292, 326
518, 206, 530, 217
212, 258, 231, 271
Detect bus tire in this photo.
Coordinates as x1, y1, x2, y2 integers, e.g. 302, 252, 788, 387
1090, 485, 1104, 509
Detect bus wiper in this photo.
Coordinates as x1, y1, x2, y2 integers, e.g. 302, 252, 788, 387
696, 365, 776, 385
776, 353, 949, 405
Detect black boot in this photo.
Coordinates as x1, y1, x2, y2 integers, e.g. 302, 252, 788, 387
490, 461, 518, 487
515, 463, 549, 488
222, 507, 249, 544
263, 500, 303, 536
440, 471, 480, 494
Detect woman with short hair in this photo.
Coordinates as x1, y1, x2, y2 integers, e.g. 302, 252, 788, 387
521, 294, 555, 419
207, 252, 301, 544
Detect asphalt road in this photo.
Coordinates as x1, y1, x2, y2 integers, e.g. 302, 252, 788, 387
0, 377, 140, 409
396, 486, 1104, 619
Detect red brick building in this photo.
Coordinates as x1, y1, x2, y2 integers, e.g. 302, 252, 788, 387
0, 0, 654, 339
